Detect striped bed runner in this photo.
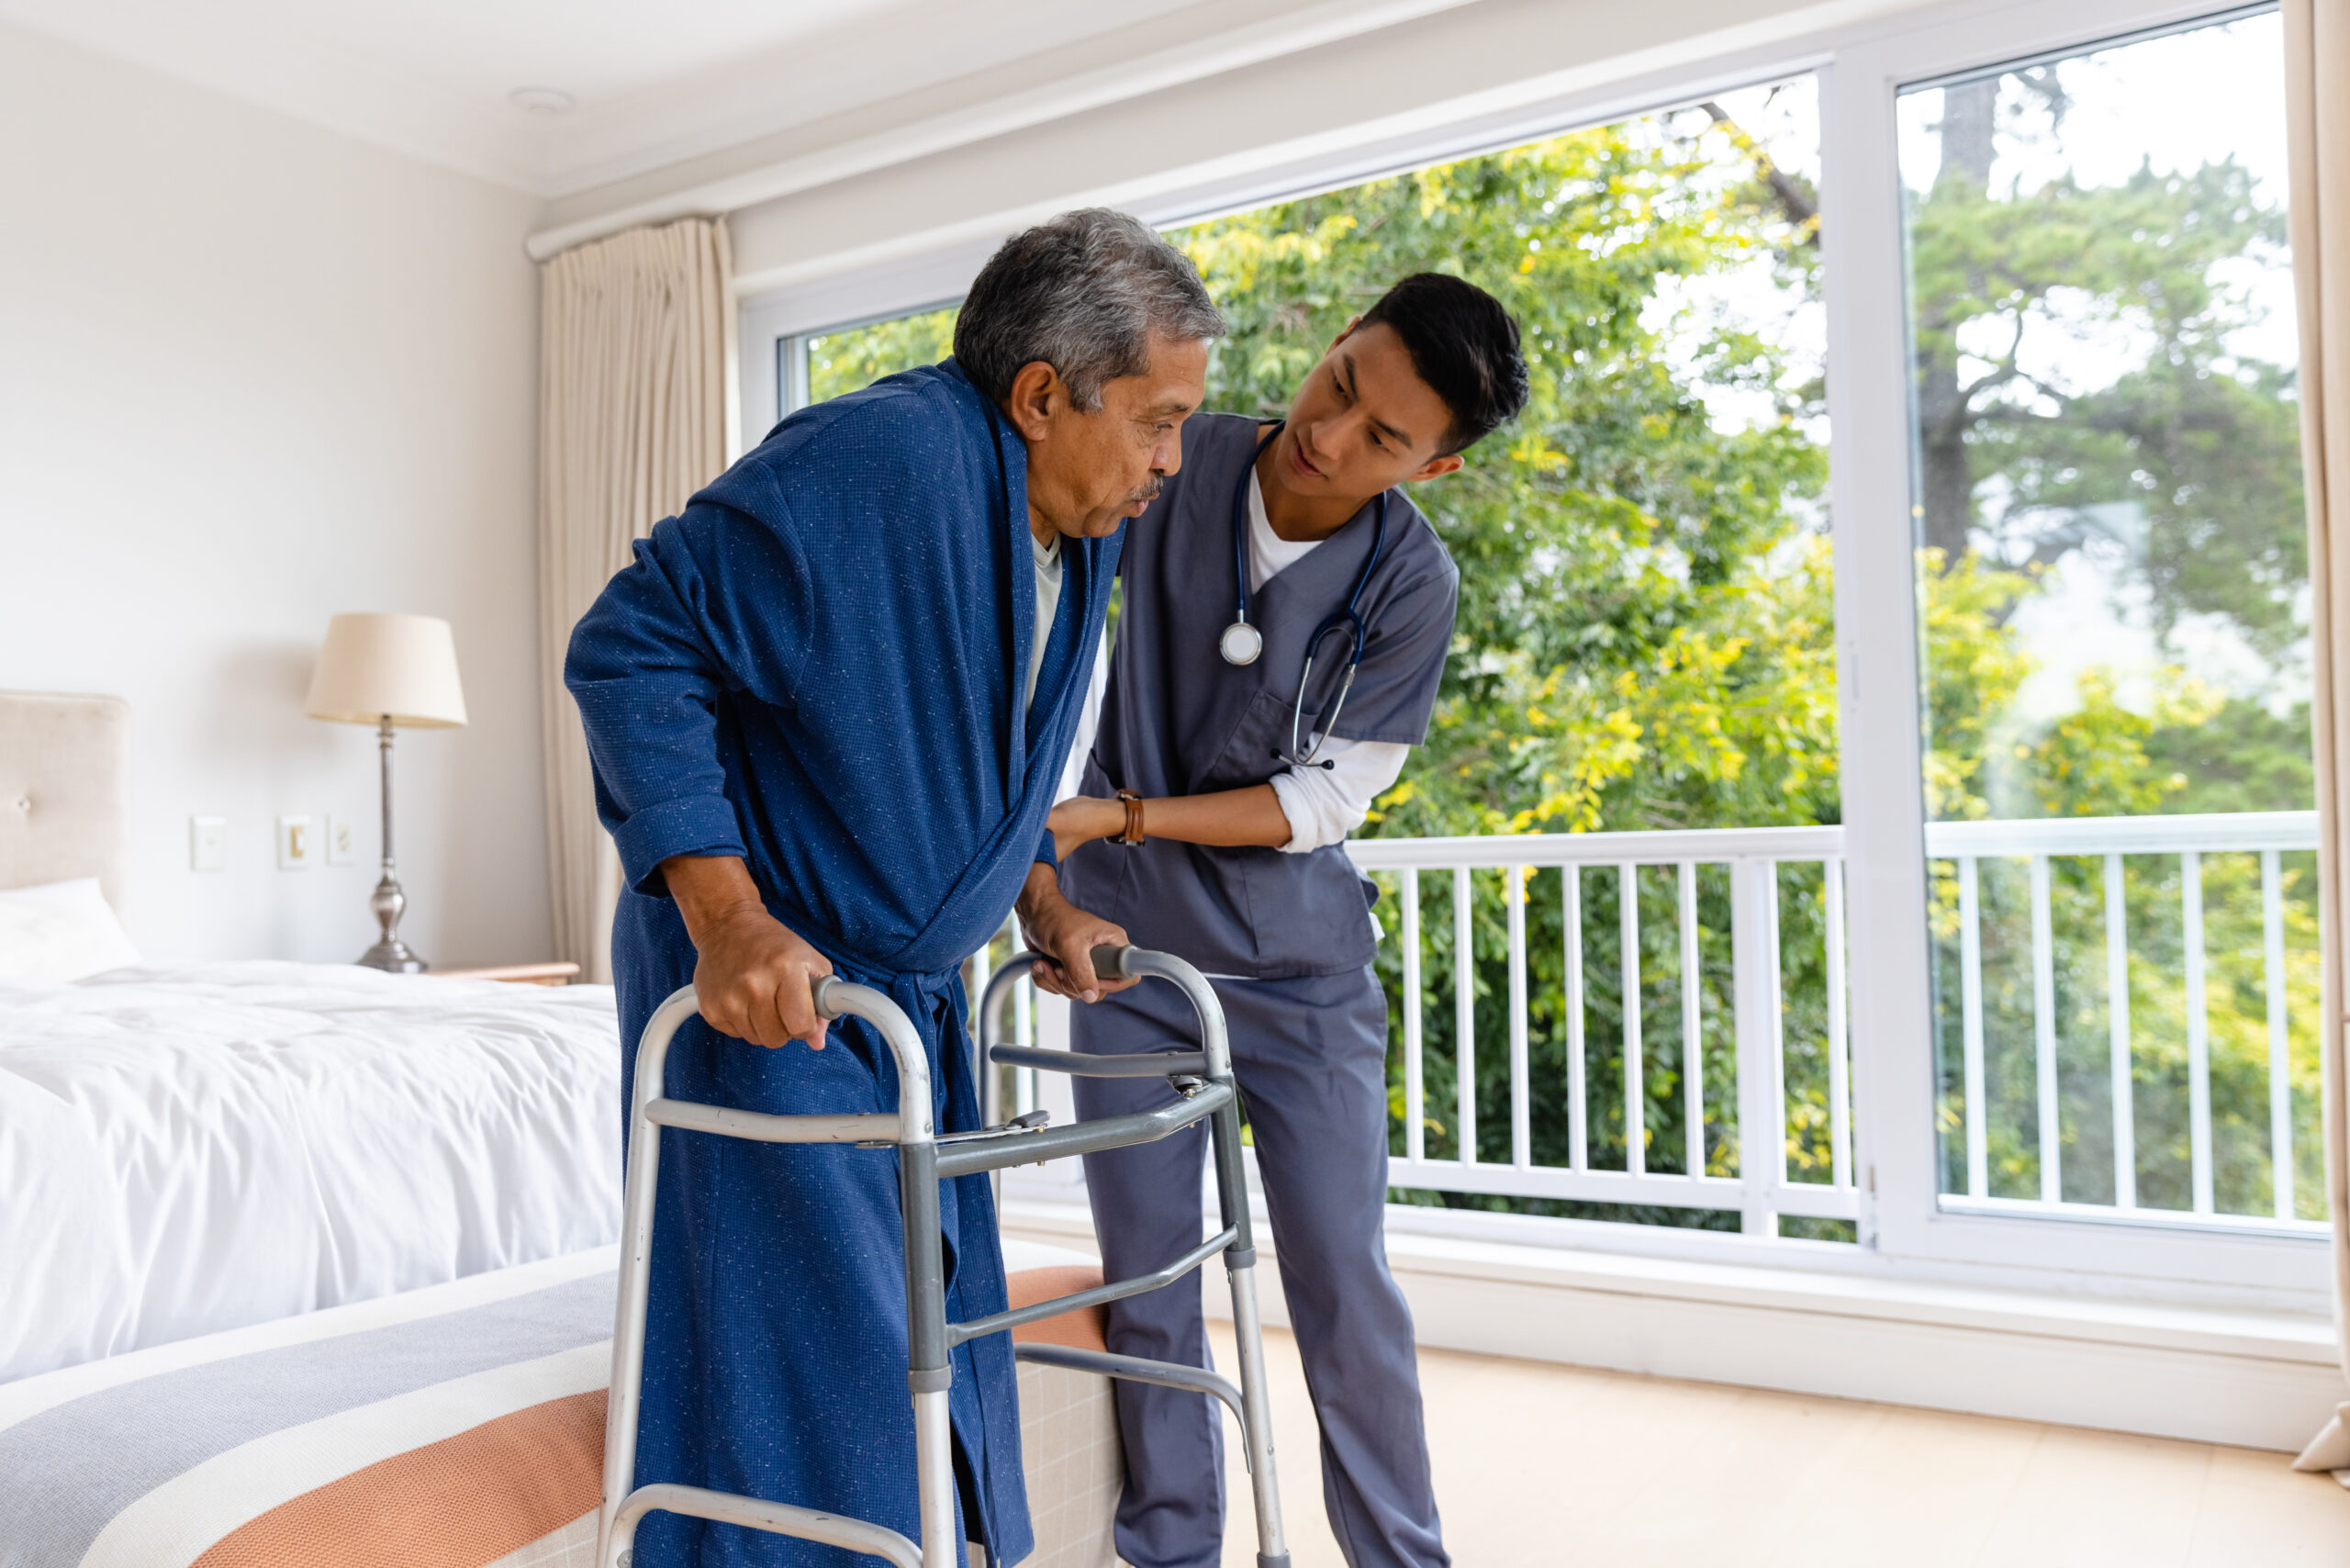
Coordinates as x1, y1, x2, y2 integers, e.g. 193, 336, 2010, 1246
0, 1249, 1117, 1568
0, 1250, 616, 1568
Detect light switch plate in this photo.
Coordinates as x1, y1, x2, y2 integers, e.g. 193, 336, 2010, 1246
276, 815, 314, 870
190, 816, 227, 872
325, 814, 355, 866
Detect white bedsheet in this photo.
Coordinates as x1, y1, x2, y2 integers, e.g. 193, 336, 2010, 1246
0, 961, 621, 1384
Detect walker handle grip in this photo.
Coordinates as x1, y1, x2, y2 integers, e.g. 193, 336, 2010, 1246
811, 975, 847, 1021
1089, 945, 1132, 981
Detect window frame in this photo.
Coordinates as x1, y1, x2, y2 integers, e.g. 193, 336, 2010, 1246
735, 236, 994, 446
734, 0, 2326, 1311
1830, 0, 2316, 1306
771, 299, 963, 422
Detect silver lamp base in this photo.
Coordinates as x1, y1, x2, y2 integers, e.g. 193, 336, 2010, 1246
358, 936, 427, 973
358, 719, 428, 972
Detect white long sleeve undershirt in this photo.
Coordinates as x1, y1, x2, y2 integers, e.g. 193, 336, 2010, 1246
1061, 473, 1407, 852
1243, 470, 1410, 850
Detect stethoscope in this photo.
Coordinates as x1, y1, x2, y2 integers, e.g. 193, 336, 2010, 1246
1218, 420, 1390, 768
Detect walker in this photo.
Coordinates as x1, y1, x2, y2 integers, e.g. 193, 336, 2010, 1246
598, 944, 1291, 1568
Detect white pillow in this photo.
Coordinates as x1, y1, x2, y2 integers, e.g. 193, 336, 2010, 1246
0, 878, 143, 981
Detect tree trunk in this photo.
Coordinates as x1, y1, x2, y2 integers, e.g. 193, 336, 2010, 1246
1916, 77, 1998, 566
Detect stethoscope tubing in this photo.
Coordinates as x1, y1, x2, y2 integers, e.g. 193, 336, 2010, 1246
1222, 420, 1391, 767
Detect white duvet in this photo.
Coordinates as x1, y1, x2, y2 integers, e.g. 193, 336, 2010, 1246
0, 961, 621, 1384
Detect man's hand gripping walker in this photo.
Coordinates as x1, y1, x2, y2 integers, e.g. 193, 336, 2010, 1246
598, 945, 1292, 1568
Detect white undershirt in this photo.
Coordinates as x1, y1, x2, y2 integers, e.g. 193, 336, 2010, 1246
1028, 532, 1063, 709
1241, 470, 1412, 853
1061, 475, 1410, 855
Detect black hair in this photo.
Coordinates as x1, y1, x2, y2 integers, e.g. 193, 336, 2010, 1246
1357, 273, 1530, 455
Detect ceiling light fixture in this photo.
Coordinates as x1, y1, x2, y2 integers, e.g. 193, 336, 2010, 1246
509, 86, 576, 116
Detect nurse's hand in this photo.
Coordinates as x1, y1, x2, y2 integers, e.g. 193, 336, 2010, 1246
1015, 864, 1137, 1003
1046, 796, 1125, 860
662, 853, 835, 1050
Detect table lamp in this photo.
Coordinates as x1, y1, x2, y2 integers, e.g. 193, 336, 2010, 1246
304, 613, 467, 971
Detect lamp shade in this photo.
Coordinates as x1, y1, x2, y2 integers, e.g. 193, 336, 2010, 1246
304, 613, 468, 728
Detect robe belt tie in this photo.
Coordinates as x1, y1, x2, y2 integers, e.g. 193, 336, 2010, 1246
755, 907, 987, 1137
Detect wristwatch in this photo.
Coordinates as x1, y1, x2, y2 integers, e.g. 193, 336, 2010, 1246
1114, 790, 1146, 846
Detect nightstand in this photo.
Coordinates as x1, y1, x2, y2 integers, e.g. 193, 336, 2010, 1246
429, 962, 582, 987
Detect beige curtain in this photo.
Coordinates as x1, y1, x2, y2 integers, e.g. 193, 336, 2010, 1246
538, 218, 734, 983
2288, 0, 2350, 1484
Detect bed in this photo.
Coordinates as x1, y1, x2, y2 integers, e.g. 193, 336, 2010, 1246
0, 690, 1126, 1565
0, 1240, 1123, 1568
0, 960, 623, 1383
0, 689, 626, 1384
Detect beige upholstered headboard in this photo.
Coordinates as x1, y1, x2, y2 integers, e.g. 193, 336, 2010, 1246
0, 690, 129, 909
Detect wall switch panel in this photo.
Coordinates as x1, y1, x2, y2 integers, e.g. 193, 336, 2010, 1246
325, 815, 355, 866
275, 815, 314, 870
189, 816, 227, 872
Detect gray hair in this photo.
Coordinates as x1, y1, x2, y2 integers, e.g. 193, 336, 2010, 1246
955, 208, 1225, 410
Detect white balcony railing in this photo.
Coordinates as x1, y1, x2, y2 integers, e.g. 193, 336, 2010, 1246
1347, 811, 2324, 1241
1346, 826, 1853, 1236
1922, 811, 2322, 1235
978, 811, 2325, 1248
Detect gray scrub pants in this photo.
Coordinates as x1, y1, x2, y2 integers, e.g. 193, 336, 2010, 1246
1071, 966, 1449, 1568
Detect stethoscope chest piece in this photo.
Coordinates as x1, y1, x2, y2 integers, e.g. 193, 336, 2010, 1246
1224, 420, 1392, 763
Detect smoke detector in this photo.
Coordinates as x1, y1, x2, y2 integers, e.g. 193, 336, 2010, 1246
509, 87, 576, 116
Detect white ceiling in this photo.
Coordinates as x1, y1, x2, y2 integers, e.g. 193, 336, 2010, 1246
0, 0, 1215, 196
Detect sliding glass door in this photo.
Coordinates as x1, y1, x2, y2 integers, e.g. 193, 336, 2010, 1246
736, 0, 2331, 1298
1899, 7, 2320, 1235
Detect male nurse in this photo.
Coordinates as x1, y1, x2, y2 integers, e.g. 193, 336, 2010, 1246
565, 209, 1223, 1568
1019, 274, 1530, 1568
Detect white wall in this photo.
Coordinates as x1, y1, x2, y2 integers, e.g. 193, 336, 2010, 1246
716, 0, 1932, 294
0, 22, 551, 966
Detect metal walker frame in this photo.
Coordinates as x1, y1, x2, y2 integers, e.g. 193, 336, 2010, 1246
598, 944, 1291, 1568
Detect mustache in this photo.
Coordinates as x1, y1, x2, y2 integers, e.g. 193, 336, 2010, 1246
1127, 476, 1166, 505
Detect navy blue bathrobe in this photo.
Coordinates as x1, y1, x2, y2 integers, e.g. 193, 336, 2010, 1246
565, 360, 1114, 1567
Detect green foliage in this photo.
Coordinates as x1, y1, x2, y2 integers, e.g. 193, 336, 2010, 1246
1928, 846, 2322, 1219
806, 58, 2317, 1227
2011, 360, 2308, 657
1923, 550, 2226, 821
1178, 62, 2317, 1226
805, 306, 959, 407
2148, 699, 2315, 818
1907, 82, 2304, 628
1903, 51, 2320, 1218
1915, 548, 2035, 822
1178, 109, 1843, 1223
1182, 121, 1837, 842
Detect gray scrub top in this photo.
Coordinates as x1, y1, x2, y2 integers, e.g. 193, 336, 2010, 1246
1060, 412, 1460, 979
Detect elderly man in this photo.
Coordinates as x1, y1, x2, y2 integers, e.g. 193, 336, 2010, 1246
565, 208, 1223, 1568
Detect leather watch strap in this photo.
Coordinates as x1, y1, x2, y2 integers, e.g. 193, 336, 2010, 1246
1115, 789, 1146, 846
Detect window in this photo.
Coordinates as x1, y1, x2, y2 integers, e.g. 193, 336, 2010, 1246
739, 0, 2327, 1298
1898, 10, 2318, 1231
779, 304, 959, 415
1168, 80, 1835, 1232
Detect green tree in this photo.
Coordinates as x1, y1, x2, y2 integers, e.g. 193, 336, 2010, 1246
1179, 104, 1842, 1227
1908, 73, 2301, 644
1186, 118, 1835, 842
1900, 34, 2321, 1218
811, 52, 2318, 1226
804, 306, 959, 407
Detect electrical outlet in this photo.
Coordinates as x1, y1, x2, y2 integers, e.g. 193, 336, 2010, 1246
276, 815, 314, 871
189, 816, 227, 872
325, 814, 356, 866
